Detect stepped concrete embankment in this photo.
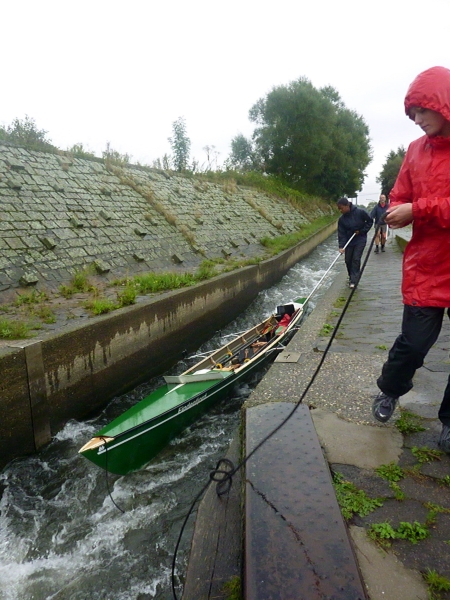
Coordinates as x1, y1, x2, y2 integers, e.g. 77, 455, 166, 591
0, 142, 333, 299
0, 143, 337, 470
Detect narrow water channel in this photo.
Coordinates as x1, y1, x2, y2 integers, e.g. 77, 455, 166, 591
0, 235, 342, 600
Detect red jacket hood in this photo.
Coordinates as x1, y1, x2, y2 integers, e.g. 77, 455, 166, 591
404, 66, 450, 122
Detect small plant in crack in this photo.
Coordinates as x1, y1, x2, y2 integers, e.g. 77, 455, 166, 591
376, 462, 404, 482
332, 471, 383, 520
441, 475, 450, 487
222, 576, 242, 600
375, 462, 405, 499
319, 323, 334, 336
367, 522, 397, 547
423, 568, 450, 598
395, 409, 426, 435
424, 502, 450, 528
412, 446, 442, 464
390, 482, 405, 501
396, 520, 429, 543
368, 520, 429, 547
333, 296, 346, 308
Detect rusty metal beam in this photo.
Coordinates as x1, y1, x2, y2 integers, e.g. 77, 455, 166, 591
245, 402, 367, 600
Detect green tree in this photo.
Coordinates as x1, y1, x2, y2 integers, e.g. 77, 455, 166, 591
0, 115, 56, 151
168, 116, 191, 171
376, 146, 406, 197
248, 77, 372, 198
226, 133, 259, 171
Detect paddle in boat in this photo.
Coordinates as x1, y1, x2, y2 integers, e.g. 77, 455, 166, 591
79, 298, 307, 475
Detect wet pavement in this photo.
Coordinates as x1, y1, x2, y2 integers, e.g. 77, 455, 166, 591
246, 230, 450, 600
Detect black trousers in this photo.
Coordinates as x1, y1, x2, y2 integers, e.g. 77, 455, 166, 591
377, 305, 450, 425
344, 244, 365, 285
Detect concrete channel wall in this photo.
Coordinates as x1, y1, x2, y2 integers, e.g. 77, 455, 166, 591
0, 218, 337, 470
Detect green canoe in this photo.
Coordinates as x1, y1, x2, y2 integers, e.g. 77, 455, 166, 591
79, 299, 306, 475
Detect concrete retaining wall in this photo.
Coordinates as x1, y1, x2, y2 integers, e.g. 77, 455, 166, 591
0, 221, 336, 469
0, 143, 334, 300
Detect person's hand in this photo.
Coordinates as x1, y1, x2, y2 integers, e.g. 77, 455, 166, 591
354, 230, 360, 235
339, 248, 345, 254
385, 205, 413, 229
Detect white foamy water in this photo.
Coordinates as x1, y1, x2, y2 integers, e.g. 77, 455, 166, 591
0, 235, 341, 599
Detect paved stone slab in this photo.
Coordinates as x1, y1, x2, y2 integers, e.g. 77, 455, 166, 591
349, 526, 428, 600
311, 408, 403, 469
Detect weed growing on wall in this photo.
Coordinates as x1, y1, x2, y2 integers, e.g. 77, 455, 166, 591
116, 285, 136, 307
260, 214, 336, 255
59, 267, 96, 298
0, 319, 32, 339
84, 297, 117, 315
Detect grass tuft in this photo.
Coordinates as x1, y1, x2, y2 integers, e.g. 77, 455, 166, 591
424, 568, 450, 596
84, 298, 117, 315
260, 215, 336, 255
0, 319, 33, 339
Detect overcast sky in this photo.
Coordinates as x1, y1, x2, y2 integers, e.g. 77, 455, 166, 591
2, 0, 449, 206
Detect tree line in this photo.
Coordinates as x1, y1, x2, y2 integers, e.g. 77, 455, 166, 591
228, 78, 373, 200
0, 78, 407, 201
376, 147, 406, 198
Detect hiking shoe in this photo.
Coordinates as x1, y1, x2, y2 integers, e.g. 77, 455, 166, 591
381, 246, 385, 252
438, 424, 450, 454
374, 247, 379, 253
372, 392, 398, 423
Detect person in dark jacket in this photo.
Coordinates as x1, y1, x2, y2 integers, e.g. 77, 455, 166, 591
370, 194, 389, 253
337, 197, 373, 288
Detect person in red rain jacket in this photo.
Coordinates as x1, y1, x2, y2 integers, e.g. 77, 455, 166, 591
372, 66, 450, 454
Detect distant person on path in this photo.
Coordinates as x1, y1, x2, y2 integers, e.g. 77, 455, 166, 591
370, 194, 389, 252
372, 66, 450, 455
337, 197, 373, 289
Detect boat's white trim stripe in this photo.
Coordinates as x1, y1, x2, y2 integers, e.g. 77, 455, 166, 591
97, 386, 225, 455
